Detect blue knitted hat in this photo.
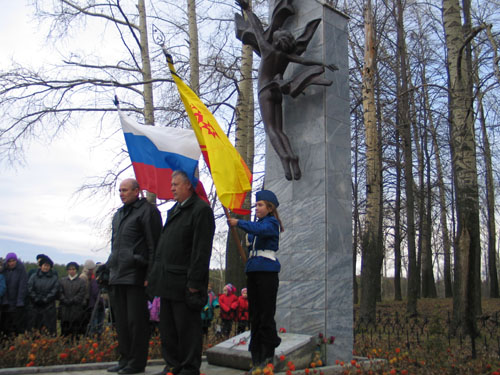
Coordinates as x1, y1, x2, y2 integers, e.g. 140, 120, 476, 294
256, 190, 279, 208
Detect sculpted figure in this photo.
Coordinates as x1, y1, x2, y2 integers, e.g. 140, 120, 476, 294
235, 0, 337, 180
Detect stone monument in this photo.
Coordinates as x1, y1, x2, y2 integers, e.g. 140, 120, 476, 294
262, 0, 353, 364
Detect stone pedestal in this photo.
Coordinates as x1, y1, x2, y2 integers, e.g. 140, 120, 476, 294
206, 332, 317, 371
265, 0, 352, 364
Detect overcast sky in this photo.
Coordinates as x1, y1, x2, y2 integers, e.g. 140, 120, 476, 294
0, 2, 237, 269
0, 2, 127, 265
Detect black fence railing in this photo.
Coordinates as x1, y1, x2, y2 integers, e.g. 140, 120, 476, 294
353, 310, 500, 358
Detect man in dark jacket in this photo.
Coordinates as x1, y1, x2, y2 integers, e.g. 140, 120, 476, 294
148, 170, 215, 375
1, 252, 28, 335
106, 178, 162, 375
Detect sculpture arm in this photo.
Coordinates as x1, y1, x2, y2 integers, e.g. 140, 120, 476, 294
235, 1, 268, 49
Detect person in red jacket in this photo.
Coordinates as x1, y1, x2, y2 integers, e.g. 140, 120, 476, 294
218, 283, 238, 338
237, 288, 249, 334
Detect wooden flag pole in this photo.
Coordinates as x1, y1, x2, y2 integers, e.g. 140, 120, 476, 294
223, 206, 248, 263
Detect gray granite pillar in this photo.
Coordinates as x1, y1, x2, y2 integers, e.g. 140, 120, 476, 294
264, 0, 352, 364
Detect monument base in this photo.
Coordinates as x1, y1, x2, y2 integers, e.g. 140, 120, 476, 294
205, 332, 318, 371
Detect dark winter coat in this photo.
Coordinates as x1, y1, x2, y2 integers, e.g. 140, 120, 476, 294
28, 269, 60, 306
59, 275, 87, 322
1, 260, 28, 309
147, 194, 215, 301
0, 274, 6, 299
28, 269, 59, 334
107, 197, 162, 286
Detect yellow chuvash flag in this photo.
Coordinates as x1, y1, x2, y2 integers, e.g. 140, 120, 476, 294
166, 52, 252, 214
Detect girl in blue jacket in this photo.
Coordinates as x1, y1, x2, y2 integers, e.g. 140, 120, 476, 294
228, 190, 283, 371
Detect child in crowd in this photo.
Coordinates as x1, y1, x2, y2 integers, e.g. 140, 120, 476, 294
148, 296, 160, 333
237, 288, 249, 334
218, 283, 238, 338
201, 283, 219, 338
228, 190, 283, 370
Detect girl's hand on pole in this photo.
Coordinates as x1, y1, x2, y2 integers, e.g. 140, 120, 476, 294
228, 218, 239, 227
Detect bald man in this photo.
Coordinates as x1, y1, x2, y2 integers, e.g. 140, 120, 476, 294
106, 179, 162, 374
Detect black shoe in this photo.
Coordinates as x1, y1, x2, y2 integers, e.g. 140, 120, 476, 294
107, 364, 126, 373
118, 367, 145, 374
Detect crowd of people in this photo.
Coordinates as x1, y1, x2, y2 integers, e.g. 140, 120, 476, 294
0, 173, 283, 375
0, 252, 248, 341
0, 253, 104, 337
201, 283, 249, 341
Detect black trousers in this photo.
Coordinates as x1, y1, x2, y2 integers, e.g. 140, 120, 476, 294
108, 285, 150, 370
247, 272, 281, 361
159, 298, 202, 375
31, 303, 57, 335
0, 306, 26, 335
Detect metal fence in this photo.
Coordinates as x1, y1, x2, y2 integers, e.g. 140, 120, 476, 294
353, 309, 500, 358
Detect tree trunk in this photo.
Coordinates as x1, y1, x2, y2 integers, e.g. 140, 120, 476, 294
226, 2, 255, 291
137, 0, 157, 204
393, 124, 402, 301
359, 0, 383, 323
476, 89, 499, 298
187, 0, 200, 94
353, 111, 361, 305
422, 113, 437, 298
394, 0, 418, 315
412, 102, 424, 299
426, 86, 453, 298
442, 0, 482, 337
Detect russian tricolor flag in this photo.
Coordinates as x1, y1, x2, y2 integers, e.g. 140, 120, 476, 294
119, 111, 207, 201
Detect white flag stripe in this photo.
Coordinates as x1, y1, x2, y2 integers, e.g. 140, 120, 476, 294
119, 112, 201, 160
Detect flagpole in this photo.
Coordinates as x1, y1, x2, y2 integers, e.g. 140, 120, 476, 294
153, 26, 249, 266
223, 207, 248, 263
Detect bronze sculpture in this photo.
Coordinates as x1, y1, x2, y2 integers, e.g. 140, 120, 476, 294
235, 0, 338, 180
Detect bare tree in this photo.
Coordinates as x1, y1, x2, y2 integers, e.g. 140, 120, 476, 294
359, 0, 384, 322
442, 0, 486, 340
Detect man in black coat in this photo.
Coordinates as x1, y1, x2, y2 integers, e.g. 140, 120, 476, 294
148, 170, 215, 375
106, 178, 163, 374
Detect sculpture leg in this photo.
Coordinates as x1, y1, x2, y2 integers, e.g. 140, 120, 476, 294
258, 87, 299, 180
272, 100, 301, 180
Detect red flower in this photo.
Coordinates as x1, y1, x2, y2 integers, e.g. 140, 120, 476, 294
26, 361, 35, 367
350, 360, 357, 366
279, 327, 287, 333
280, 355, 286, 362
390, 369, 397, 375
59, 353, 68, 360
318, 333, 324, 339
329, 336, 335, 344
92, 343, 99, 349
